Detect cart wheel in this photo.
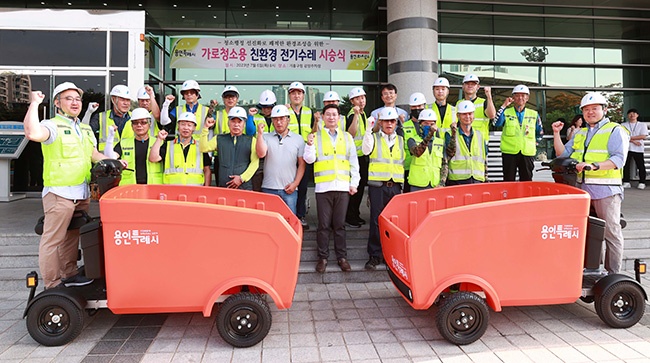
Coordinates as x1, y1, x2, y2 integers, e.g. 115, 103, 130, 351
579, 296, 594, 304
216, 292, 272, 348
26, 295, 84, 346
436, 291, 489, 345
594, 281, 646, 328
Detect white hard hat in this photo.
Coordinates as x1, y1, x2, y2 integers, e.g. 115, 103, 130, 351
181, 80, 201, 92
463, 74, 480, 83
130, 108, 151, 121
418, 109, 437, 122
323, 91, 340, 102
221, 85, 239, 98
288, 81, 305, 92
580, 92, 608, 109
512, 84, 530, 94
258, 90, 277, 106
271, 105, 290, 117
178, 111, 197, 124
457, 100, 476, 113
136, 87, 150, 100
348, 87, 366, 99
409, 92, 427, 106
53, 82, 83, 99
228, 106, 247, 120
110, 85, 131, 99
378, 107, 398, 120
433, 77, 450, 88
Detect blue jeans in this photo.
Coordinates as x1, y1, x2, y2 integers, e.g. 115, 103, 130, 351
262, 188, 298, 215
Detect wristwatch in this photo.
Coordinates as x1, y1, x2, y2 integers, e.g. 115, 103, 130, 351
592, 162, 600, 171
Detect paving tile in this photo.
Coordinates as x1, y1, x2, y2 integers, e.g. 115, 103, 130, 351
465, 351, 503, 363
290, 332, 318, 347
573, 344, 618, 362
520, 347, 564, 363
290, 320, 316, 333
111, 354, 144, 363
290, 346, 321, 363
316, 331, 345, 347
319, 345, 351, 361
547, 346, 591, 362
493, 349, 534, 363
170, 352, 203, 363
80, 355, 114, 363
140, 352, 174, 363
260, 347, 290, 363
261, 333, 290, 348
368, 329, 398, 343
88, 340, 124, 355
600, 342, 645, 360
176, 337, 208, 352
374, 342, 408, 359
392, 328, 423, 342
314, 320, 342, 332
312, 309, 336, 321
232, 346, 262, 362
118, 339, 152, 354
343, 330, 371, 345
147, 338, 180, 353
102, 327, 134, 340
347, 343, 379, 360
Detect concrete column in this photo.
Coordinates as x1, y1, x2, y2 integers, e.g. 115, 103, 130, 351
386, 0, 438, 107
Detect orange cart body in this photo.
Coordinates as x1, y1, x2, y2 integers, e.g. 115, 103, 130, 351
379, 181, 591, 312
99, 185, 302, 316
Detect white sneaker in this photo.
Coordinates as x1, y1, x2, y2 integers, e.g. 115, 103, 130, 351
622, 182, 631, 188
638, 183, 646, 190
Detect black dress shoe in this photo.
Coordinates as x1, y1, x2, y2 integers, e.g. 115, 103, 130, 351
338, 258, 351, 272
315, 258, 327, 273
345, 220, 361, 228
357, 218, 366, 225
364, 256, 382, 270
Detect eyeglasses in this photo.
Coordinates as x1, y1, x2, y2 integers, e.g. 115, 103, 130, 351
131, 121, 149, 126
382, 119, 397, 123
62, 97, 82, 103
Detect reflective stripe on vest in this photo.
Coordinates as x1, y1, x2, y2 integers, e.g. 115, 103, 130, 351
42, 115, 95, 186
254, 114, 274, 133
98, 110, 131, 151
431, 103, 457, 135
407, 135, 444, 187
401, 120, 417, 170
368, 133, 405, 182
347, 109, 367, 156
570, 122, 623, 185
163, 139, 204, 185
118, 137, 163, 185
289, 107, 312, 141
449, 130, 486, 181
500, 107, 538, 156
313, 129, 351, 184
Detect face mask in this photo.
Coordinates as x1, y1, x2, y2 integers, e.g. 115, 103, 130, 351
422, 125, 431, 136
410, 109, 422, 120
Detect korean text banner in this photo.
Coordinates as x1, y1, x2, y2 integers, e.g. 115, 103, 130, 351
170, 38, 375, 71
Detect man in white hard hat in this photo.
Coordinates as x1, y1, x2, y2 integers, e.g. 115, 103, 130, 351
250, 89, 277, 134
136, 86, 161, 123
407, 109, 446, 191
110, 108, 163, 185
314, 90, 345, 131
494, 84, 543, 181
345, 87, 369, 228
23, 82, 125, 289
401, 92, 428, 193
150, 111, 211, 186
456, 74, 496, 146
446, 100, 487, 185
90, 84, 132, 153
370, 83, 409, 130
430, 77, 457, 134
362, 107, 405, 270
552, 92, 629, 274
160, 80, 210, 139
621, 108, 648, 190
304, 104, 359, 273
256, 105, 306, 215
201, 106, 259, 190
287, 81, 316, 229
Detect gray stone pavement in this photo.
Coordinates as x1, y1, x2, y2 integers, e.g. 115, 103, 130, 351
0, 186, 649, 362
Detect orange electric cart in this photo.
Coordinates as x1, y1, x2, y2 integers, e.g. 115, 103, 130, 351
380, 180, 646, 345
24, 181, 302, 348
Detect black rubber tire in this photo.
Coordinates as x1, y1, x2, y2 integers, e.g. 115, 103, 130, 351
595, 281, 646, 328
580, 296, 595, 304
436, 291, 489, 345
216, 292, 272, 348
26, 295, 84, 346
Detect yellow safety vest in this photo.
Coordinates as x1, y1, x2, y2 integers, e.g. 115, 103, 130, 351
457, 97, 489, 144
570, 122, 623, 185
448, 129, 486, 181
288, 106, 312, 142
163, 139, 204, 185
120, 113, 160, 144
401, 119, 417, 171
407, 133, 445, 188
98, 110, 131, 152
313, 129, 351, 184
254, 114, 274, 134
42, 115, 95, 187
500, 107, 538, 156
118, 137, 163, 185
346, 109, 367, 157
175, 104, 208, 139
368, 133, 405, 183
431, 103, 457, 135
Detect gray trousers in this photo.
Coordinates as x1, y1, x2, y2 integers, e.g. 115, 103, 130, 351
316, 191, 349, 259
591, 194, 624, 274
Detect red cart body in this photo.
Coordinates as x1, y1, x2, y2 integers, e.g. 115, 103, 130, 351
99, 185, 302, 316
380, 182, 591, 312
